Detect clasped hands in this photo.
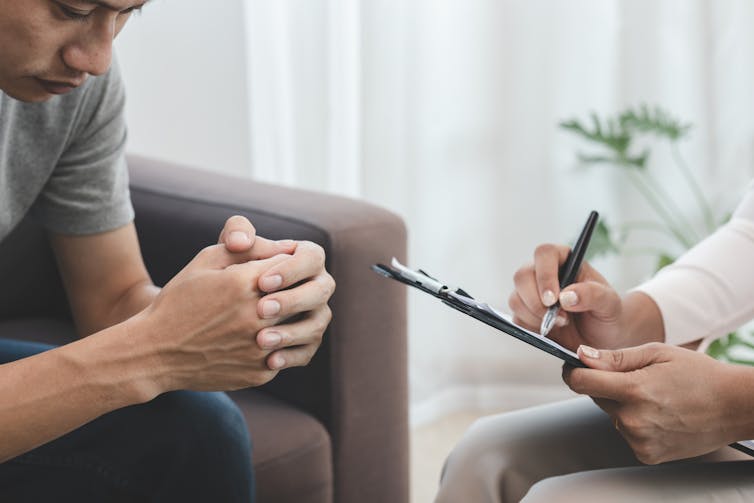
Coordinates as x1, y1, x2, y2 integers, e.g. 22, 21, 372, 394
133, 215, 334, 394
509, 244, 748, 464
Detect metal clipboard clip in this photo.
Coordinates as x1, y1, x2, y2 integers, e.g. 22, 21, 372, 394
387, 257, 473, 298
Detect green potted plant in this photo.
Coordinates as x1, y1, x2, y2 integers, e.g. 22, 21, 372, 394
560, 105, 754, 364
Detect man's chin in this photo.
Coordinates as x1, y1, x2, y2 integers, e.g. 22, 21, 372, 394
1, 79, 62, 103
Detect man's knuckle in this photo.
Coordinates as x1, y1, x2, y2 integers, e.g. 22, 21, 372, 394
324, 274, 336, 295
249, 369, 275, 386
317, 280, 334, 301
198, 244, 219, 258
310, 242, 326, 262
315, 311, 331, 334
229, 271, 249, 293
611, 349, 625, 367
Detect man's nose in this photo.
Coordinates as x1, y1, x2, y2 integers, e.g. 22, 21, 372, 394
62, 22, 115, 77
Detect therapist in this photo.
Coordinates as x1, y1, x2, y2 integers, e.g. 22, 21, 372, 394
435, 184, 754, 502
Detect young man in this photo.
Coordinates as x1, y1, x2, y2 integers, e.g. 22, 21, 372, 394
0, 0, 335, 500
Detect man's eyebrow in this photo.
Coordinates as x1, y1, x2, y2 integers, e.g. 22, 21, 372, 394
79, 0, 148, 12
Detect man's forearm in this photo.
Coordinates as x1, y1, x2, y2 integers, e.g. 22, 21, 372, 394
77, 280, 160, 337
100, 280, 161, 332
0, 321, 161, 462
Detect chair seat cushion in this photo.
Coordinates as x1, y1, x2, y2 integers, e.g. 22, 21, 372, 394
230, 389, 333, 503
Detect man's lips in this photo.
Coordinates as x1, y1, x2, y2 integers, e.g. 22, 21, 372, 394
35, 78, 84, 95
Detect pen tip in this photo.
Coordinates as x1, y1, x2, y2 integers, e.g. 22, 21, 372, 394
540, 310, 556, 336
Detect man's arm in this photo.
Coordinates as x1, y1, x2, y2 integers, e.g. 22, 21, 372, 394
0, 219, 334, 462
50, 223, 158, 336
0, 244, 283, 462
0, 322, 161, 462
50, 216, 272, 336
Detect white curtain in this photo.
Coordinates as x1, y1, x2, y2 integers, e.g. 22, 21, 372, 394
119, 0, 754, 425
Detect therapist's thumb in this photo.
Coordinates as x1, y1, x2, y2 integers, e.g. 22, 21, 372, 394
577, 342, 665, 372
558, 280, 621, 321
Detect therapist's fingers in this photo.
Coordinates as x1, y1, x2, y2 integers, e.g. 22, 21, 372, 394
562, 364, 637, 402
589, 398, 640, 442
557, 281, 622, 323
577, 343, 669, 372
590, 396, 620, 416
508, 290, 542, 330
533, 244, 571, 306
513, 263, 549, 318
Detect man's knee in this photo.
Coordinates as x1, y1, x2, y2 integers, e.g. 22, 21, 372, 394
130, 391, 254, 500
146, 391, 251, 461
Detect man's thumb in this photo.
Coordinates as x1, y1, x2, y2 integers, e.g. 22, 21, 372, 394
577, 343, 662, 372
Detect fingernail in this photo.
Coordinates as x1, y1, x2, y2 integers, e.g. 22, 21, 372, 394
542, 290, 556, 306
579, 345, 600, 359
262, 300, 281, 317
260, 275, 283, 291
261, 331, 282, 348
229, 231, 250, 246
555, 316, 568, 327
560, 291, 578, 307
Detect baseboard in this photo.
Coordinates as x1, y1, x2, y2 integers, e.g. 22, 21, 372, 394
410, 383, 576, 428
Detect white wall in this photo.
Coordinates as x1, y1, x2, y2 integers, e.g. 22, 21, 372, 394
115, 0, 754, 425
115, 0, 252, 175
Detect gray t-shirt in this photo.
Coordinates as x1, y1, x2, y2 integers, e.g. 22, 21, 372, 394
0, 62, 134, 242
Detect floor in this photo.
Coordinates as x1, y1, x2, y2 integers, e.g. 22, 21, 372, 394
410, 388, 577, 503
411, 410, 488, 503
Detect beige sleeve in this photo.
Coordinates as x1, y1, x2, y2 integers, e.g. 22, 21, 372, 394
634, 184, 754, 346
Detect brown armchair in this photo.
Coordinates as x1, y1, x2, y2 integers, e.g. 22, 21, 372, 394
0, 155, 409, 503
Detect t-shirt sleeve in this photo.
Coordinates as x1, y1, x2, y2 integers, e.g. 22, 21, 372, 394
29, 60, 134, 235
634, 183, 754, 345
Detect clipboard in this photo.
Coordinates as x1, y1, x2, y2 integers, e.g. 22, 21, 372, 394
374, 258, 754, 457
372, 257, 586, 368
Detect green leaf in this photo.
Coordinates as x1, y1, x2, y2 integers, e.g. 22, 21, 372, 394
706, 331, 754, 366
705, 333, 732, 360
618, 105, 692, 141
655, 253, 675, 272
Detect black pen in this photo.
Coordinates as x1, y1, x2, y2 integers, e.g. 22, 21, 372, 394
540, 211, 599, 336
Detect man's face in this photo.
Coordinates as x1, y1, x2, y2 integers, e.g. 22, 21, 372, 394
0, 0, 144, 102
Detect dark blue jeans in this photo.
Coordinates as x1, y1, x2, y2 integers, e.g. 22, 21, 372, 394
0, 339, 255, 502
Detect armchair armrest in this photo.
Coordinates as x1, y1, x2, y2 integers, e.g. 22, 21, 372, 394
127, 155, 409, 503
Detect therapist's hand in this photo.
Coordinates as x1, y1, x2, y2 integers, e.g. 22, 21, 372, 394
508, 243, 623, 350
564, 342, 748, 464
